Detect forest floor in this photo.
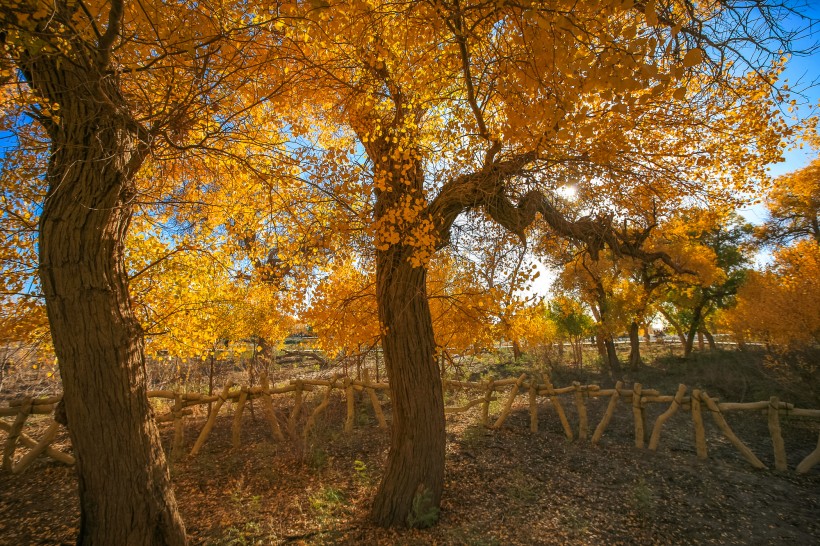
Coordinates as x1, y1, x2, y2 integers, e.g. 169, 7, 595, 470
1, 347, 819, 545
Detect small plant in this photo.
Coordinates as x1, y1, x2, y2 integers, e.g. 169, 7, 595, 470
355, 404, 371, 426
248, 495, 261, 513
309, 486, 346, 516
631, 477, 655, 519
353, 459, 369, 484
407, 485, 440, 529
214, 521, 262, 546
229, 477, 246, 505
307, 485, 347, 538
258, 464, 278, 487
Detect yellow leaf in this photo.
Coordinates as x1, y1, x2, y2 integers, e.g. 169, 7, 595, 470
645, 0, 658, 26
683, 48, 704, 68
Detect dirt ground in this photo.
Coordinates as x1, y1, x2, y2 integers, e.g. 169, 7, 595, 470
1, 381, 819, 546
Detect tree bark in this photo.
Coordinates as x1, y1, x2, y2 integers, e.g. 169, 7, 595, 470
684, 304, 704, 358
371, 245, 445, 527
604, 335, 622, 375
628, 320, 643, 369
594, 332, 607, 363
701, 328, 717, 351
33, 58, 187, 544
573, 338, 583, 367
512, 340, 522, 361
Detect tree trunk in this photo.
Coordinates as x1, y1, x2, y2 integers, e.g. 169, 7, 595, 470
594, 332, 607, 362
701, 328, 717, 351
604, 335, 622, 375
589, 304, 606, 364
208, 350, 216, 417
512, 340, 522, 361
370, 245, 445, 527
572, 338, 583, 367
628, 320, 643, 369
684, 305, 704, 358
35, 62, 187, 544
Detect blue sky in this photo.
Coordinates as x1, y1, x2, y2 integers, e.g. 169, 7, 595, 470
738, 4, 820, 225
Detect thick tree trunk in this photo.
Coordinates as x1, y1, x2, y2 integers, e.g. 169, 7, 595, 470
628, 320, 643, 370
35, 64, 186, 544
370, 245, 445, 527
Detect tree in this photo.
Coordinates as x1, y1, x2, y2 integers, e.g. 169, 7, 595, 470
721, 240, 820, 397
0, 110, 48, 350
1, 0, 806, 533
282, 0, 796, 526
722, 153, 820, 393
441, 220, 541, 361
547, 296, 595, 367
556, 251, 629, 374
0, 1, 292, 542
759, 157, 820, 245
305, 257, 381, 360
660, 214, 753, 357
722, 240, 820, 349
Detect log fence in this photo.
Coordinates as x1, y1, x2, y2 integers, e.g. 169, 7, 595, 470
2, 373, 820, 476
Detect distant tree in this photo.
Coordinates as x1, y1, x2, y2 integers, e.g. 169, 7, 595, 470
548, 296, 595, 367
758, 158, 820, 245
723, 240, 820, 349
663, 215, 753, 357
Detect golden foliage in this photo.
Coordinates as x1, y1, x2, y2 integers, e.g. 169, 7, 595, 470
722, 241, 820, 348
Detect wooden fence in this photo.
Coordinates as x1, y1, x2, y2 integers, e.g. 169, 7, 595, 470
2, 371, 820, 475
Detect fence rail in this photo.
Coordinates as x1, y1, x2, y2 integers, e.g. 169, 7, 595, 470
2, 372, 819, 475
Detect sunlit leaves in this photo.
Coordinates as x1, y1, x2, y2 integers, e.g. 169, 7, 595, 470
722, 241, 820, 348
759, 157, 820, 245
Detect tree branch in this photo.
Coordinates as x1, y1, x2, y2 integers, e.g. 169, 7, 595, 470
485, 189, 691, 273
98, 0, 125, 69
